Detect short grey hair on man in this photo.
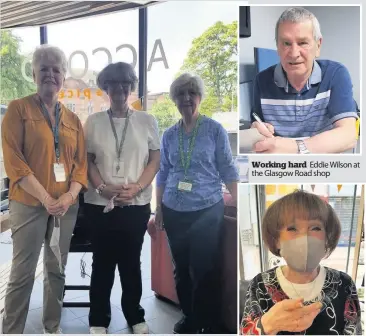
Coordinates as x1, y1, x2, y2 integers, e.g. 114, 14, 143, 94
170, 73, 205, 102
275, 7, 322, 44
97, 62, 138, 92
32, 44, 68, 74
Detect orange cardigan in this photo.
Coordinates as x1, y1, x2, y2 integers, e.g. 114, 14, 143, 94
1, 94, 88, 206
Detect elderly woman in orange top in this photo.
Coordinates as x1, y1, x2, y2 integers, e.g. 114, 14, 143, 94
1, 44, 87, 334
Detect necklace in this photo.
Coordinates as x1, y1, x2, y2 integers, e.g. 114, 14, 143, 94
289, 277, 317, 301
286, 267, 320, 302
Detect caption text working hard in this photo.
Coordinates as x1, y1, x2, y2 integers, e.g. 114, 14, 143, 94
251, 161, 361, 179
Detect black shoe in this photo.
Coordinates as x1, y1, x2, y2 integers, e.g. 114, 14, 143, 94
173, 317, 196, 334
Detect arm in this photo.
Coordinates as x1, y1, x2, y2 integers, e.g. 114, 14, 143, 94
137, 115, 161, 190
225, 182, 237, 206
254, 118, 357, 154
154, 130, 171, 227
304, 118, 356, 153
83, 116, 118, 200
155, 130, 171, 208
87, 153, 104, 188
241, 277, 321, 335
137, 150, 160, 190
69, 118, 88, 195
1, 100, 51, 204
86, 152, 121, 201
155, 185, 165, 209
17, 175, 51, 205
343, 277, 362, 335
83, 116, 103, 189
241, 280, 267, 335
254, 65, 358, 154
215, 125, 239, 202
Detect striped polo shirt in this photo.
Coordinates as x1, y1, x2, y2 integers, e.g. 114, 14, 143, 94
252, 60, 357, 138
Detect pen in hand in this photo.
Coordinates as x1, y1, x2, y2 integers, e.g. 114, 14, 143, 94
252, 112, 274, 138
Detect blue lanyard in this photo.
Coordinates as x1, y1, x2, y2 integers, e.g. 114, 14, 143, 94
39, 98, 61, 163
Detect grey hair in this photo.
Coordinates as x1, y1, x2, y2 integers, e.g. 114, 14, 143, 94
170, 73, 205, 102
97, 62, 138, 92
32, 44, 68, 74
275, 7, 322, 44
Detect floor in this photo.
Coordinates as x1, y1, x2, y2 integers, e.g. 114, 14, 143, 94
1, 232, 183, 334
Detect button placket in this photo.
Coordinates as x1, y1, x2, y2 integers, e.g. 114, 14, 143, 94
295, 93, 304, 122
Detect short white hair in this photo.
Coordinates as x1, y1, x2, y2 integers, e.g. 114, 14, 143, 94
170, 73, 205, 102
275, 7, 322, 44
32, 44, 68, 74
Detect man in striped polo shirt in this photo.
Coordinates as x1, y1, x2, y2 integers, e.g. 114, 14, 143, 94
251, 7, 358, 154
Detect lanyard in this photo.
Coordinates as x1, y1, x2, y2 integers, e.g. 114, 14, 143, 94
38, 97, 61, 163
178, 115, 202, 179
107, 109, 130, 161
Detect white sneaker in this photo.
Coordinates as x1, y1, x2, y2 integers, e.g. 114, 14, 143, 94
44, 328, 62, 334
90, 326, 108, 334
132, 322, 149, 334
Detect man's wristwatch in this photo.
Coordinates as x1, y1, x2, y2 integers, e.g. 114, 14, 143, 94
295, 139, 310, 154
96, 183, 106, 195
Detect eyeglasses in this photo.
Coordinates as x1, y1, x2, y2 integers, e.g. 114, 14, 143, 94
105, 80, 131, 90
176, 90, 198, 98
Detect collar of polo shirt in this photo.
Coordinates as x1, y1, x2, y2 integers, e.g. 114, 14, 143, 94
274, 60, 322, 93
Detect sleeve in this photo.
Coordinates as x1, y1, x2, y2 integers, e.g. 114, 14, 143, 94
251, 75, 264, 123
328, 65, 358, 123
83, 115, 94, 154
148, 114, 160, 151
70, 117, 88, 190
156, 130, 171, 187
343, 276, 362, 335
1, 100, 34, 184
215, 124, 239, 184
241, 279, 265, 335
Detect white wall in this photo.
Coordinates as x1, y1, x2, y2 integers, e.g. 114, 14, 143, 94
305, 6, 361, 105
239, 6, 288, 119
239, 6, 287, 82
239, 5, 361, 117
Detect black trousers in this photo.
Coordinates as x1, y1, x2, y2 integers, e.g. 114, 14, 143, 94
162, 200, 224, 330
85, 203, 151, 328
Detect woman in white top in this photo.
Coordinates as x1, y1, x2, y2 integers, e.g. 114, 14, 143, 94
83, 62, 160, 335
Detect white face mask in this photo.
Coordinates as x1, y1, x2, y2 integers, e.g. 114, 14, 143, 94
50, 217, 63, 274
279, 236, 326, 272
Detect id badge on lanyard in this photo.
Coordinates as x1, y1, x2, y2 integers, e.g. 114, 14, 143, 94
177, 181, 193, 192
112, 159, 125, 178
53, 163, 66, 182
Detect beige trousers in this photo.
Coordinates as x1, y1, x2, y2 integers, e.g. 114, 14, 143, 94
1, 200, 78, 334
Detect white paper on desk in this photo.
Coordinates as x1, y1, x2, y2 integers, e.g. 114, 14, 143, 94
239, 128, 266, 153
293, 137, 310, 140
239, 162, 249, 177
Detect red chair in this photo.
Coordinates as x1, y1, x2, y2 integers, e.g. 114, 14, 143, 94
148, 218, 179, 304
